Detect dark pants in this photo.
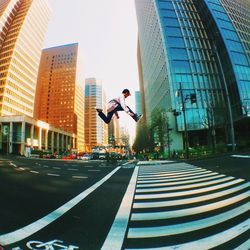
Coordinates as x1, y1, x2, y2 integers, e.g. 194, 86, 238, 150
98, 104, 137, 124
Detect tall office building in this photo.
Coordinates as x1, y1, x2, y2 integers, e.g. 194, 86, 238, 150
135, 91, 142, 115
0, 0, 51, 117
35, 43, 85, 151
135, 0, 250, 150
84, 78, 107, 152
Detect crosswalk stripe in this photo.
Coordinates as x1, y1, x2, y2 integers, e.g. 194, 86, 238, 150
133, 182, 250, 208
136, 176, 235, 193
135, 179, 244, 199
126, 218, 250, 250
139, 167, 201, 176
128, 202, 249, 238
234, 239, 250, 250
131, 191, 249, 221
138, 169, 208, 180
137, 171, 217, 184
137, 173, 225, 187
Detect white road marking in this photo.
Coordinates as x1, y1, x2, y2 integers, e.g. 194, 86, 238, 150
137, 171, 217, 183
101, 166, 139, 250
137, 173, 225, 187
9, 162, 18, 168
138, 169, 207, 179
18, 168, 25, 171
136, 176, 235, 193
139, 167, 200, 175
0, 166, 121, 246
135, 179, 244, 199
139, 167, 202, 177
30, 171, 39, 174
234, 238, 250, 250
133, 182, 250, 208
125, 218, 250, 249
72, 176, 88, 179
231, 154, 250, 158
43, 165, 49, 168
52, 167, 61, 170
128, 202, 249, 238
131, 191, 249, 221
47, 173, 60, 177
88, 170, 101, 172
68, 168, 78, 171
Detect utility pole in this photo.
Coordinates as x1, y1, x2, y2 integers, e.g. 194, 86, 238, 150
179, 82, 189, 159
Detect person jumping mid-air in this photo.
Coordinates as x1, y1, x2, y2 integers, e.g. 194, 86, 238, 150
96, 89, 143, 124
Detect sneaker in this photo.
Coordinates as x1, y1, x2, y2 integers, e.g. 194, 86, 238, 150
95, 107, 103, 113
136, 114, 143, 122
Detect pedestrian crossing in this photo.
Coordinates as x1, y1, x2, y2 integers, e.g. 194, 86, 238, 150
123, 162, 250, 249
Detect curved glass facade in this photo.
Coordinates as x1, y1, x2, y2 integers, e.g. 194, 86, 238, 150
136, 0, 250, 149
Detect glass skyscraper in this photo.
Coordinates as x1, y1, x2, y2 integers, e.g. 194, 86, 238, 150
135, 0, 250, 150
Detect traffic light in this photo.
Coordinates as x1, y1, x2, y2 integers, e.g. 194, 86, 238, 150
190, 93, 197, 104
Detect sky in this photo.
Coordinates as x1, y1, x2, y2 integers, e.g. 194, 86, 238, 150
44, 0, 139, 142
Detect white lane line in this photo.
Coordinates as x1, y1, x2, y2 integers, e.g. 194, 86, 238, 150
137, 160, 175, 165
234, 239, 250, 250
138, 169, 207, 179
72, 176, 88, 179
43, 165, 49, 168
19, 168, 25, 171
137, 173, 225, 187
231, 154, 250, 158
52, 167, 61, 170
47, 173, 60, 177
139, 167, 200, 175
136, 176, 235, 193
131, 191, 249, 221
88, 170, 101, 172
0, 166, 121, 246
126, 218, 250, 250
30, 171, 39, 174
9, 162, 18, 168
101, 166, 139, 250
135, 179, 244, 200
139, 167, 202, 176
133, 182, 250, 208
68, 168, 78, 171
137, 171, 217, 184
128, 202, 249, 238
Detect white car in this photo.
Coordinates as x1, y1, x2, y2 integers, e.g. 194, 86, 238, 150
81, 154, 92, 160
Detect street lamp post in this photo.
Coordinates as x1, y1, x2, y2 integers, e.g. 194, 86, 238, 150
178, 82, 189, 159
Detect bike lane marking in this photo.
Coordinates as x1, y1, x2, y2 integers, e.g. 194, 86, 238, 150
0, 166, 121, 246
101, 165, 139, 250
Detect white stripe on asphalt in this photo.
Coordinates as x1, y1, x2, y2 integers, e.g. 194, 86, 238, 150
0, 166, 121, 246
128, 202, 249, 238
133, 182, 250, 208
72, 176, 88, 179
68, 168, 78, 171
52, 167, 61, 170
137, 171, 216, 184
136, 176, 235, 193
131, 191, 249, 221
137, 173, 225, 187
88, 170, 101, 172
126, 218, 250, 250
47, 173, 60, 177
101, 166, 139, 250
135, 179, 244, 200
139, 167, 201, 175
231, 154, 250, 158
30, 171, 39, 174
234, 239, 250, 250
138, 169, 207, 179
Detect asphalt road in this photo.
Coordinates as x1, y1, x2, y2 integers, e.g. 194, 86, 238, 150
0, 153, 249, 250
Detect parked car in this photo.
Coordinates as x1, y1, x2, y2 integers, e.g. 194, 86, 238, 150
81, 154, 92, 161
99, 153, 107, 160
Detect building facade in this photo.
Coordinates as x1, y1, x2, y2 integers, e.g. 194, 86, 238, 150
84, 78, 107, 152
0, 0, 51, 117
135, 0, 250, 150
35, 43, 85, 151
135, 91, 142, 115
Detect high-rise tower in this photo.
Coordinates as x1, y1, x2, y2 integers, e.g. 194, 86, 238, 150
0, 0, 51, 117
35, 43, 85, 151
135, 0, 250, 150
84, 78, 107, 152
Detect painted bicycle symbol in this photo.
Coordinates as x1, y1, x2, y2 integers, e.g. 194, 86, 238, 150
26, 240, 79, 250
